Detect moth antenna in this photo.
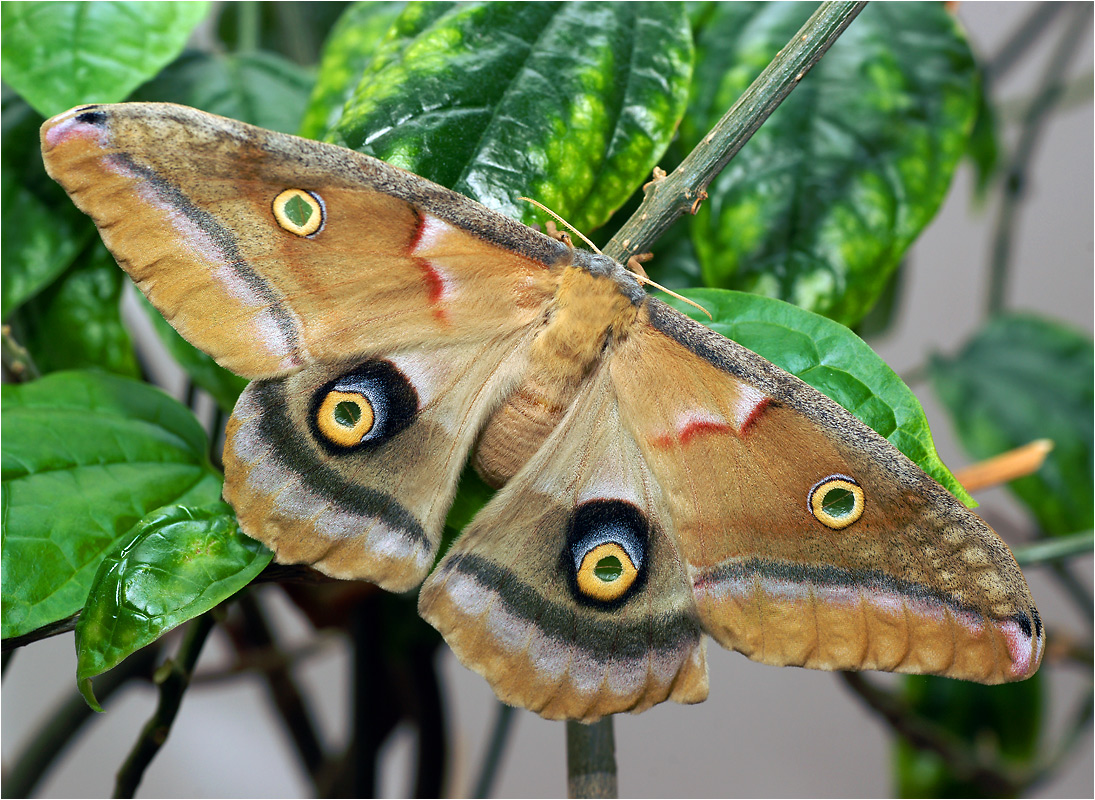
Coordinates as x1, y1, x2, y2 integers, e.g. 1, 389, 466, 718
518, 197, 711, 319
518, 197, 602, 254
636, 277, 713, 320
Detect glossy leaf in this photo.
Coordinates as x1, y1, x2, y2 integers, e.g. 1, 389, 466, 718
685, 2, 978, 325
931, 314, 1094, 535
298, 1, 408, 139
76, 504, 272, 710
896, 674, 1043, 797
12, 243, 139, 378
329, 1, 693, 232
1, 372, 222, 639
133, 50, 314, 134
0, 1, 210, 117
1, 90, 94, 318
667, 289, 973, 505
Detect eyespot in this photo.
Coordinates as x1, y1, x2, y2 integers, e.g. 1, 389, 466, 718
315, 390, 375, 447
576, 542, 639, 601
809, 475, 865, 529
273, 189, 324, 236
564, 500, 649, 607
310, 361, 417, 451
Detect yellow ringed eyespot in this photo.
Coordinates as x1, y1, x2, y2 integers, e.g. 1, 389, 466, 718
809, 475, 865, 529
316, 390, 374, 447
273, 189, 323, 236
576, 542, 639, 601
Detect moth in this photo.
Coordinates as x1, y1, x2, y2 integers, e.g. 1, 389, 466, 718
41, 103, 1042, 722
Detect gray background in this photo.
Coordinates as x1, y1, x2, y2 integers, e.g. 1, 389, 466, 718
3, 3, 1092, 797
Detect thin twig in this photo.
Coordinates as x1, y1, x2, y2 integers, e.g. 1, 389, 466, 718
114, 614, 216, 798
839, 672, 1022, 795
563, 6, 869, 797
566, 719, 618, 799
1012, 530, 1093, 567
2, 645, 160, 799
1, 324, 41, 381
226, 593, 326, 782
984, 2, 1066, 83
986, 3, 1093, 316
1, 612, 80, 652
603, 1, 867, 263
1050, 559, 1095, 623
472, 702, 516, 798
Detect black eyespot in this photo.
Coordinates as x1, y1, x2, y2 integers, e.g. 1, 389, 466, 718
310, 360, 418, 452
75, 110, 107, 126
562, 499, 650, 608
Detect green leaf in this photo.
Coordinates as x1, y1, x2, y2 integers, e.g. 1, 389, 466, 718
1, 371, 222, 639
138, 293, 248, 413
133, 50, 314, 134
11, 243, 139, 378
930, 313, 1094, 535
685, 2, 978, 325
329, 1, 693, 232
667, 289, 973, 505
76, 504, 272, 710
298, 1, 407, 140
1, 89, 94, 318
896, 674, 1043, 797
0, 1, 211, 117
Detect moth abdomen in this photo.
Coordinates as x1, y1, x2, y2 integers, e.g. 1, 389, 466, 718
473, 266, 639, 487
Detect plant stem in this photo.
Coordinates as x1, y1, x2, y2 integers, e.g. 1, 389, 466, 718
986, 3, 1093, 316
228, 593, 326, 782
472, 702, 516, 798
1, 612, 80, 652
3, 645, 159, 799
839, 672, 1021, 795
985, 2, 1066, 83
603, 0, 867, 263
570, 7, 867, 797
114, 614, 216, 798
1012, 530, 1093, 567
1050, 559, 1095, 623
566, 719, 617, 799
1, 324, 40, 381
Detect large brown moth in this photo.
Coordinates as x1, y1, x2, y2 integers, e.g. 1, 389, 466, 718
40, 103, 1042, 723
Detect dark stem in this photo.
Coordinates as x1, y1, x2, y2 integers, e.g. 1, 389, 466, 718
603, 0, 867, 263
227, 592, 326, 782
1, 325, 41, 381
986, 3, 1093, 316
409, 640, 447, 798
839, 672, 1025, 795
985, 2, 1066, 83
1012, 530, 1093, 567
2, 611, 80, 652
571, 7, 867, 795
113, 614, 216, 798
471, 702, 516, 798
1050, 559, 1095, 623
566, 719, 617, 799
346, 597, 399, 798
3, 645, 160, 799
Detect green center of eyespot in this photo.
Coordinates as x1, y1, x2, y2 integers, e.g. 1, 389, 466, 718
822, 487, 855, 518
334, 400, 361, 427
283, 193, 313, 227
593, 555, 623, 582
